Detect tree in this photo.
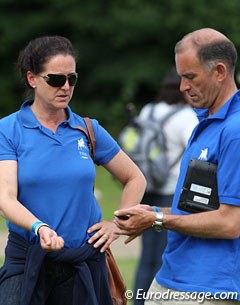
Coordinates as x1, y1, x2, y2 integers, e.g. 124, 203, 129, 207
0, 0, 239, 134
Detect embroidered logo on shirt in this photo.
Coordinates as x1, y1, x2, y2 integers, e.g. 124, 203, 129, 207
78, 138, 87, 150
77, 138, 90, 160
198, 148, 208, 161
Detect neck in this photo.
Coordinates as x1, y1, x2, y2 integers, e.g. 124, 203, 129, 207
30, 102, 68, 132
209, 81, 238, 115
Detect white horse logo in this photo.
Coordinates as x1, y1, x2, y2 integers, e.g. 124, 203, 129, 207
78, 138, 87, 150
198, 148, 208, 161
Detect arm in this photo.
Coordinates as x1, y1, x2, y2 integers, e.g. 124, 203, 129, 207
103, 150, 146, 208
0, 160, 64, 251
88, 150, 146, 251
163, 203, 240, 239
114, 203, 240, 243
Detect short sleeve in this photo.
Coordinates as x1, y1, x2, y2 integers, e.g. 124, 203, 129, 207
90, 119, 120, 165
0, 121, 17, 161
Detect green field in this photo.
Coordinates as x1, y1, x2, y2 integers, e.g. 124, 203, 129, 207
0, 165, 138, 304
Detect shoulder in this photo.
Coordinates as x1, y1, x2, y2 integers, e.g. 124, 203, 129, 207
71, 113, 101, 135
70, 113, 115, 143
222, 111, 240, 138
0, 111, 20, 134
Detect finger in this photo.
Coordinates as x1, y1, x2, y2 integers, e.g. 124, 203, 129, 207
87, 222, 103, 234
113, 216, 130, 225
58, 236, 65, 247
40, 239, 52, 250
54, 237, 64, 251
40, 234, 52, 247
88, 230, 103, 244
113, 227, 132, 236
114, 209, 130, 217
92, 233, 110, 249
113, 219, 131, 230
51, 236, 61, 249
39, 227, 56, 246
40, 235, 64, 251
124, 235, 137, 244
100, 240, 111, 253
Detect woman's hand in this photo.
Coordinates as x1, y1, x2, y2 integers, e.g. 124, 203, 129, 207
38, 226, 64, 251
87, 220, 121, 252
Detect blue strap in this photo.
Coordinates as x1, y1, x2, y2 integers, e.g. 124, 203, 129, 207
152, 206, 160, 212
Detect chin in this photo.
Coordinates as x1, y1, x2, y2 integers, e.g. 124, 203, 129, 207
56, 99, 70, 106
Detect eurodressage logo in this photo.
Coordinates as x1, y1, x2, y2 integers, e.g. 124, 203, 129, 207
198, 148, 208, 161
77, 138, 90, 159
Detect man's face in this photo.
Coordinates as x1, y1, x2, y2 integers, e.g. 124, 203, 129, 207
175, 49, 220, 113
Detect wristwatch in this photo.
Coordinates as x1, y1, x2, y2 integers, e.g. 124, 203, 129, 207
152, 211, 164, 232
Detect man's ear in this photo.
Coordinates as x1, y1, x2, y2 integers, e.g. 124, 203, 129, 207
214, 63, 227, 82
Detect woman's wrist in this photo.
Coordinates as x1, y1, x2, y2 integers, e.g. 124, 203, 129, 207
31, 221, 50, 236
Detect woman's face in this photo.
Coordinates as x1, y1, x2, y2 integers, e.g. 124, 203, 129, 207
29, 54, 77, 111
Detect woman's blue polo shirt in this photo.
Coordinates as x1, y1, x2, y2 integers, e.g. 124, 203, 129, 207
156, 90, 240, 299
0, 100, 120, 248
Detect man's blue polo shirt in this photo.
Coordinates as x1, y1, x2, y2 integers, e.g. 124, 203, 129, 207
0, 100, 120, 248
156, 90, 240, 299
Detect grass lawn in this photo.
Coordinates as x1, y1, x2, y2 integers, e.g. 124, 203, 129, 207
0, 165, 139, 303
95, 165, 123, 220
116, 257, 138, 305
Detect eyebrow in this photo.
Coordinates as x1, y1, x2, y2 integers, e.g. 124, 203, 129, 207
181, 72, 197, 79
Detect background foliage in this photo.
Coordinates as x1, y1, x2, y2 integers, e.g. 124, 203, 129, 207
0, 0, 240, 136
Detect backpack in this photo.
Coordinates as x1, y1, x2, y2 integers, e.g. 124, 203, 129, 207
118, 103, 182, 193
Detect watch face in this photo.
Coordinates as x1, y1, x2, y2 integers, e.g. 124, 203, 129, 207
153, 223, 163, 232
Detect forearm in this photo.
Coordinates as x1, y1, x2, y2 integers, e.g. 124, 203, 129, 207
0, 197, 40, 232
119, 177, 146, 208
163, 206, 240, 239
115, 204, 240, 240
103, 150, 146, 209
0, 197, 65, 251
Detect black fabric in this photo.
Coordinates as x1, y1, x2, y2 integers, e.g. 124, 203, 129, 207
0, 231, 113, 305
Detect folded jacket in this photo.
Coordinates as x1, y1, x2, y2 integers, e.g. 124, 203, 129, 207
0, 231, 113, 305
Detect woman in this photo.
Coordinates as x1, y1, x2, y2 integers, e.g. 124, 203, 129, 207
0, 36, 146, 305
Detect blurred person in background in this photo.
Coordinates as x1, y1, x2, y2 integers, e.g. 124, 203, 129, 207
133, 67, 198, 305
0, 35, 146, 305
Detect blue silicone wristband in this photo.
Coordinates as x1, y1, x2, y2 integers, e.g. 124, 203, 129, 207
31, 221, 43, 233
31, 221, 50, 236
152, 206, 160, 212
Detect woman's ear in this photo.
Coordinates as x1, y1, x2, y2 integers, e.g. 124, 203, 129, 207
26, 71, 36, 88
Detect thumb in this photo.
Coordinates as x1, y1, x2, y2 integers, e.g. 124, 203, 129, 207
114, 208, 129, 216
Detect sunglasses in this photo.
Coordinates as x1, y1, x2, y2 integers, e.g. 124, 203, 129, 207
40, 73, 78, 87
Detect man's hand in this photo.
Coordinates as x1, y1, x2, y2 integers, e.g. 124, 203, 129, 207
114, 204, 156, 243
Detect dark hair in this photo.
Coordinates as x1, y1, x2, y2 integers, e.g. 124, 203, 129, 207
175, 32, 237, 75
154, 67, 185, 105
198, 40, 237, 74
17, 35, 77, 88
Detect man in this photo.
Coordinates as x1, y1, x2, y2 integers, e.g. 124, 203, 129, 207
115, 28, 240, 304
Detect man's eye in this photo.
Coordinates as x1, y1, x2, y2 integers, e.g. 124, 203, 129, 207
186, 74, 195, 80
